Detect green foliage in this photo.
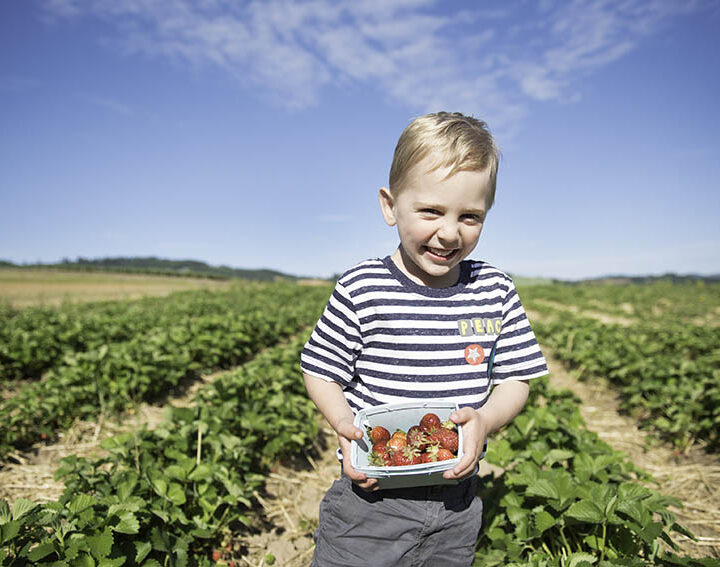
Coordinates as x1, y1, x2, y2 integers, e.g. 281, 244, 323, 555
530, 316, 720, 451
474, 379, 709, 567
0, 284, 330, 457
0, 333, 318, 566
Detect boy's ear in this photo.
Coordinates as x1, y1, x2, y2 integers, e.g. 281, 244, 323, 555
378, 187, 397, 227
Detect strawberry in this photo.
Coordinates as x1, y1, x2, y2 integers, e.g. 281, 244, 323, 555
387, 434, 407, 454
391, 430, 407, 441
420, 413, 441, 433
436, 448, 455, 461
369, 441, 392, 466
431, 428, 458, 453
420, 452, 434, 463
368, 425, 391, 444
406, 425, 428, 451
211, 550, 221, 562
392, 446, 420, 466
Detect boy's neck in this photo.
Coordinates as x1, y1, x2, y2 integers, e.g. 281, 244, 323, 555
391, 247, 462, 289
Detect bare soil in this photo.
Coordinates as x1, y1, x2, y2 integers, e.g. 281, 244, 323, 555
0, 268, 232, 308
545, 352, 720, 558
0, 368, 220, 503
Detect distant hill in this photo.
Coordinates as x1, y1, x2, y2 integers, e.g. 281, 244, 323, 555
573, 273, 720, 285
0, 257, 306, 282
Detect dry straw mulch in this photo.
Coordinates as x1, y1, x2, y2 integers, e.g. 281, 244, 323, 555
546, 352, 720, 559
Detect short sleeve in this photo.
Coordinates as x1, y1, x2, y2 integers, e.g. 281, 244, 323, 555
490, 280, 548, 385
300, 279, 362, 387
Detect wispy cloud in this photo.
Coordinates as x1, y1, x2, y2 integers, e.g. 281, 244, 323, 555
43, 0, 708, 135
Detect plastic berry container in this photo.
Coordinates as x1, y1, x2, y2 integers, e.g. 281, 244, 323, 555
350, 400, 464, 489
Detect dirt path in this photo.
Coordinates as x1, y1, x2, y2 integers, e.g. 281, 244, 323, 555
0, 368, 222, 503
233, 350, 720, 564
544, 351, 720, 558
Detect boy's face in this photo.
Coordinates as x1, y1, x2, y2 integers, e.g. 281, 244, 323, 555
379, 156, 493, 288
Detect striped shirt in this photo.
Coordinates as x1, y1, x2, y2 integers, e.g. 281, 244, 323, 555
301, 256, 548, 414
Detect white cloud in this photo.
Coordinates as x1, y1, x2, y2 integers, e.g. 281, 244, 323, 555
42, 0, 707, 135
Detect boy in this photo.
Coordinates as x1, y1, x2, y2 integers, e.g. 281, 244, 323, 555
301, 112, 548, 566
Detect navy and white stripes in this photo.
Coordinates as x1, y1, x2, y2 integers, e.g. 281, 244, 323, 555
301, 256, 548, 413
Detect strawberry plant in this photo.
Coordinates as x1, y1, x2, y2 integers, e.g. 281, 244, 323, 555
0, 332, 320, 566
474, 378, 714, 567
0, 284, 330, 458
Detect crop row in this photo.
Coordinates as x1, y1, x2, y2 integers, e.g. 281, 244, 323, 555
521, 282, 720, 324
531, 312, 720, 452
0, 332, 319, 566
0, 285, 289, 382
474, 378, 714, 566
1, 352, 712, 566
0, 284, 330, 458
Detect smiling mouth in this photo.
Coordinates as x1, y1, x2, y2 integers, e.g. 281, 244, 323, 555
425, 246, 458, 261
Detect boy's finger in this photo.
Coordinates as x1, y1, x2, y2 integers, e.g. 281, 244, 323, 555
445, 452, 475, 479
337, 421, 363, 440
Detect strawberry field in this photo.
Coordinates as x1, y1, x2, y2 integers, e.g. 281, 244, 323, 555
1, 278, 719, 566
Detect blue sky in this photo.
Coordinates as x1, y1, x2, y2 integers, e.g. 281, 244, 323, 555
1, 0, 719, 280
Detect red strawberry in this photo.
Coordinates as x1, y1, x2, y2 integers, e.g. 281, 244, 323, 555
406, 425, 428, 451
391, 430, 407, 441
436, 448, 455, 461
369, 441, 392, 466
420, 452, 434, 463
212, 550, 221, 562
387, 434, 407, 454
432, 428, 458, 453
368, 426, 391, 444
392, 446, 420, 467
420, 413, 441, 433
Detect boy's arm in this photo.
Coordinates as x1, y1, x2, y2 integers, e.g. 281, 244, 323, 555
303, 373, 379, 491
443, 379, 530, 480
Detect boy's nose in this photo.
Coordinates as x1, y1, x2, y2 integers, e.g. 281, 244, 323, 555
436, 220, 460, 244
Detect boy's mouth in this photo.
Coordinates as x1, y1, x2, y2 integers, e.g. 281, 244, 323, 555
424, 246, 458, 261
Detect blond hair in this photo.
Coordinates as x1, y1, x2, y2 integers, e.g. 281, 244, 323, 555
389, 112, 500, 208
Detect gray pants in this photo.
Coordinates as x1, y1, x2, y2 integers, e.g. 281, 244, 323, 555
311, 473, 483, 567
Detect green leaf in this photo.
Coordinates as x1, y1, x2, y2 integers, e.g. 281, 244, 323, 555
97, 558, 126, 567
166, 483, 186, 506
1, 520, 21, 544
526, 479, 561, 501
12, 498, 38, 521
568, 552, 597, 567
164, 465, 187, 481
617, 483, 651, 502
28, 542, 56, 561
73, 553, 96, 567
566, 500, 604, 524
0, 500, 11, 524
188, 463, 212, 482
544, 449, 575, 466
151, 478, 167, 497
112, 513, 139, 535
135, 541, 152, 563
68, 494, 95, 515
533, 509, 556, 534
87, 530, 113, 559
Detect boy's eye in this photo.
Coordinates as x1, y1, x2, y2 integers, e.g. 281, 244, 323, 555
420, 208, 441, 215
462, 214, 484, 223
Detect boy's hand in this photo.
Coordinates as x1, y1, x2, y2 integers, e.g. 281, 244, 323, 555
335, 417, 379, 492
442, 407, 488, 481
